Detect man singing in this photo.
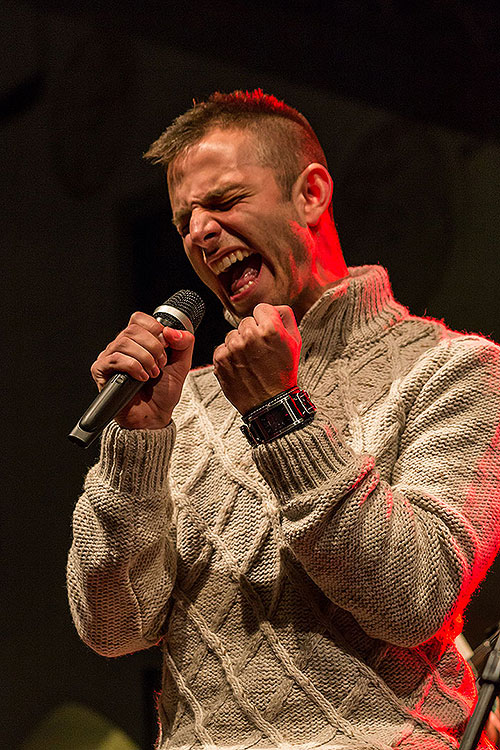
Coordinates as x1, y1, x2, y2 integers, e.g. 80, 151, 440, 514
67, 90, 500, 749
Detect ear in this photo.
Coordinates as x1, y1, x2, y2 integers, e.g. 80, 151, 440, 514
291, 163, 333, 227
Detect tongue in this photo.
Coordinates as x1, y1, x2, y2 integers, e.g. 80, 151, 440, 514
230, 256, 260, 295
231, 266, 258, 294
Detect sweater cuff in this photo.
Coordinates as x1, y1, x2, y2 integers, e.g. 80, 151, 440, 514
253, 416, 361, 501
96, 420, 176, 496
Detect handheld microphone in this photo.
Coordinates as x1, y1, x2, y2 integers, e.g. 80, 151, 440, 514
68, 290, 205, 448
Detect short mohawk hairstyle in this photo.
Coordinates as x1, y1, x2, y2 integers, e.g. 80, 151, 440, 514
144, 89, 329, 198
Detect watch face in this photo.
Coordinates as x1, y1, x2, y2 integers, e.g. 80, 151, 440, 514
258, 404, 295, 440
246, 392, 315, 445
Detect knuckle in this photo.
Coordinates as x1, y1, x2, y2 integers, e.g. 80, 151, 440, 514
261, 323, 277, 339
238, 317, 254, 335
126, 323, 143, 338
129, 311, 144, 325
226, 337, 242, 353
107, 339, 126, 358
213, 343, 229, 364
129, 312, 163, 336
102, 339, 117, 356
107, 352, 121, 367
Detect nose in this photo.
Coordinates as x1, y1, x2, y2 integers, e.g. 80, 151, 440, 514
188, 208, 221, 256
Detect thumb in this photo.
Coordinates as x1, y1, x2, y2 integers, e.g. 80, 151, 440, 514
162, 328, 195, 366
162, 327, 195, 350
275, 305, 300, 341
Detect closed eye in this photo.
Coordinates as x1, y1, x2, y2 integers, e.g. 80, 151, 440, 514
175, 192, 247, 237
210, 197, 240, 212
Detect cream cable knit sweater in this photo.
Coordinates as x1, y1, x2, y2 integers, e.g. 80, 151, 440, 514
68, 266, 500, 750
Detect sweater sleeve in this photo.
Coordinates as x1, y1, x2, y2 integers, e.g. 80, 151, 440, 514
67, 420, 177, 657
253, 337, 500, 648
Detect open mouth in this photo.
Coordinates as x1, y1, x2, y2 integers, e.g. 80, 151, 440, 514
219, 253, 263, 299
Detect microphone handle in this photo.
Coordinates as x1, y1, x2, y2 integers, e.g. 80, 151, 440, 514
68, 309, 190, 449
69, 373, 144, 447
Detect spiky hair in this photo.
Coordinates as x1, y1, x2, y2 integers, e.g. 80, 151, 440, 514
144, 89, 328, 198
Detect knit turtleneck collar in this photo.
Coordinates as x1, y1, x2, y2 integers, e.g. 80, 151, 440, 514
300, 265, 407, 345
223, 264, 407, 360
297, 265, 408, 386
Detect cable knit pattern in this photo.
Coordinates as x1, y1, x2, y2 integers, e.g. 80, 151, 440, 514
67, 266, 500, 749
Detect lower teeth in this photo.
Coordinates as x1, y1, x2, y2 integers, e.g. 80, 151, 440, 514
238, 279, 255, 293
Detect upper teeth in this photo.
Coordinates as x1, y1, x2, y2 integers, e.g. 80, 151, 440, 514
212, 249, 252, 275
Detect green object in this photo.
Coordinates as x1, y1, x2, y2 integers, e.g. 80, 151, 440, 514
20, 702, 140, 750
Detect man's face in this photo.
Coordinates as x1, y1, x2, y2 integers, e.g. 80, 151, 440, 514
168, 128, 317, 322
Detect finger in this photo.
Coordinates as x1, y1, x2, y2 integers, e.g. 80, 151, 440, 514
91, 351, 152, 388
126, 312, 170, 362
162, 328, 195, 351
213, 342, 229, 368
252, 303, 284, 335
162, 328, 195, 367
120, 323, 165, 364
253, 302, 281, 325
274, 305, 300, 339
237, 316, 258, 337
224, 328, 240, 344
128, 311, 165, 337
105, 329, 166, 371
225, 329, 250, 356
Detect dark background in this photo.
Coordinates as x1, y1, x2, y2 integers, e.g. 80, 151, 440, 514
2, 1, 500, 747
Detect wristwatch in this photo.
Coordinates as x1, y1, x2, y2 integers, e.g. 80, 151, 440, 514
241, 386, 316, 447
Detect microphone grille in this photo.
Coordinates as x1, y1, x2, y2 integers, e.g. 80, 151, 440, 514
163, 289, 205, 331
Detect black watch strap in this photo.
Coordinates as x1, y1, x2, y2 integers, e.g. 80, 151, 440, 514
241, 387, 316, 447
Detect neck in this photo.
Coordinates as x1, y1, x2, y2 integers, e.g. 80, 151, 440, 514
292, 216, 349, 323
315, 214, 348, 280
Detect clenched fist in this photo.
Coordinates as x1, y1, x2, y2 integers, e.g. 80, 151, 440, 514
213, 303, 301, 415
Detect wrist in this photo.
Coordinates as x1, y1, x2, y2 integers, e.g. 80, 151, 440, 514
116, 413, 173, 431
241, 386, 316, 447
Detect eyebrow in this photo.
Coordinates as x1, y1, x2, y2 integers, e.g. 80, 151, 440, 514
171, 183, 246, 227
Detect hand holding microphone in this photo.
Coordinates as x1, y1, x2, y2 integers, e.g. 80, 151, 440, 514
69, 290, 205, 447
